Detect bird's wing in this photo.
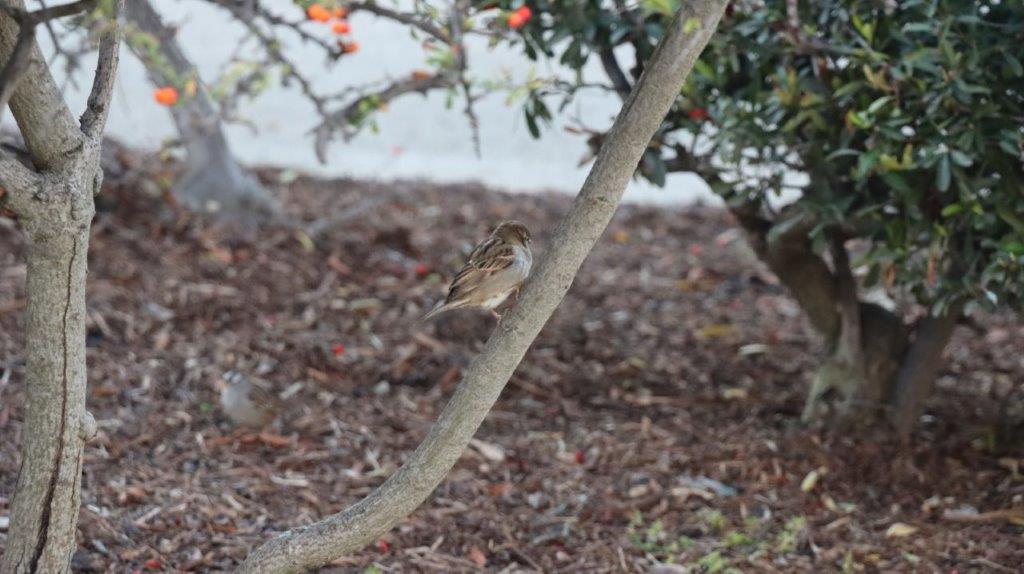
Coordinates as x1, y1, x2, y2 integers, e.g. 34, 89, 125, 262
447, 237, 516, 302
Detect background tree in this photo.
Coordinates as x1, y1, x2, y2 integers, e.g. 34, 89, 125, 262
238, 1, 728, 570
0, 0, 123, 571
123, 0, 277, 217
51, 0, 592, 217
112, 0, 486, 215
493, 0, 1024, 437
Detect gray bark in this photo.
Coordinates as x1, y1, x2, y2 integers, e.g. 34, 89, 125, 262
890, 300, 964, 439
237, 2, 729, 572
0, 1, 123, 572
732, 205, 911, 425
125, 0, 275, 217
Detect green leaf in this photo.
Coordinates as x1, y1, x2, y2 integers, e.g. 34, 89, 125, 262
936, 155, 951, 192
941, 204, 963, 217
1002, 241, 1024, 256
949, 150, 973, 167
867, 96, 892, 114
1005, 53, 1024, 77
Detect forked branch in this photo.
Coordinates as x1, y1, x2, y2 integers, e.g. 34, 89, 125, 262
0, 0, 96, 119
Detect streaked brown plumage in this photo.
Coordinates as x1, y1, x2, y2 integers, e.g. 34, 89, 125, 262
217, 371, 282, 428
422, 221, 533, 320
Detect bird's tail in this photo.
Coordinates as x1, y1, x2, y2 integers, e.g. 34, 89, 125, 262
420, 300, 464, 322
419, 301, 448, 322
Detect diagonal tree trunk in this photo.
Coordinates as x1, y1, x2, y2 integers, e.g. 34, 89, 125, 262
237, 1, 729, 571
0, 0, 123, 571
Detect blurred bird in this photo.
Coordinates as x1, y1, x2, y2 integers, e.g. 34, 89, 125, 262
422, 220, 533, 321
217, 371, 281, 428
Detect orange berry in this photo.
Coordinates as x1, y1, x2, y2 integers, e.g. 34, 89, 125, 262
342, 41, 359, 54
153, 86, 178, 106
332, 6, 348, 18
331, 19, 350, 34
507, 12, 526, 29
307, 4, 331, 22
411, 69, 433, 80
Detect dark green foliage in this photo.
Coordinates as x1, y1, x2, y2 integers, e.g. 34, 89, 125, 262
487, 0, 1024, 314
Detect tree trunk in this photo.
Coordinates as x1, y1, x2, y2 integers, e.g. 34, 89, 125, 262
733, 205, 920, 428
802, 301, 909, 425
238, 2, 729, 571
125, 0, 276, 217
890, 301, 964, 439
733, 203, 965, 433
0, 0, 123, 570
1, 168, 94, 574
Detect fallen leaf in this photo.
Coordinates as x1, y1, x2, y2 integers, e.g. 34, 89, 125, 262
469, 438, 506, 463
885, 522, 918, 538
258, 433, 292, 448
721, 388, 748, 400
698, 323, 735, 339
801, 468, 825, 492
468, 546, 487, 568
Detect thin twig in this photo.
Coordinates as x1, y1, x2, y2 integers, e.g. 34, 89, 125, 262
80, 0, 124, 139
347, 0, 449, 42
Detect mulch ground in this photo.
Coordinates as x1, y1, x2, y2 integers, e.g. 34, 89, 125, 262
1, 158, 1023, 573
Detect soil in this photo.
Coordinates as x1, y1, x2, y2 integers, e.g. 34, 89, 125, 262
1, 160, 1023, 573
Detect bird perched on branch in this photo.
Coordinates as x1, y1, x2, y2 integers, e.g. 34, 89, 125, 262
422, 220, 533, 321
217, 371, 282, 428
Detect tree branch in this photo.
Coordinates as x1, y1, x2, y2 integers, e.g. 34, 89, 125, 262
238, 2, 729, 571
599, 47, 632, 102
0, 0, 85, 169
80, 0, 124, 139
890, 298, 965, 440
830, 235, 864, 367
347, 0, 449, 43
0, 0, 96, 122
731, 203, 842, 341
0, 146, 39, 213
313, 71, 452, 162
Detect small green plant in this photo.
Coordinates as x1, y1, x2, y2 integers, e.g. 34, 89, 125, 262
627, 512, 693, 561
697, 508, 727, 533
696, 550, 742, 574
776, 516, 808, 553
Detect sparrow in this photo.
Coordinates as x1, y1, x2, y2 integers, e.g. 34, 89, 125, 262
217, 371, 282, 428
422, 220, 533, 321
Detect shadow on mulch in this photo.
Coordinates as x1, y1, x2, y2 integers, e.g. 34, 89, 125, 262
1, 160, 1022, 573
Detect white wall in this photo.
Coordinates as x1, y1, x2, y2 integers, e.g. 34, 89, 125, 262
51, 0, 716, 205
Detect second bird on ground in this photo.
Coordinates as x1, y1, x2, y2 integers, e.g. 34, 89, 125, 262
422, 220, 533, 321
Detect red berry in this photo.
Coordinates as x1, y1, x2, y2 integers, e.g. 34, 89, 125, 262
688, 107, 709, 121
376, 538, 391, 552
414, 263, 429, 277
573, 449, 586, 464
516, 5, 532, 19
331, 343, 345, 356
